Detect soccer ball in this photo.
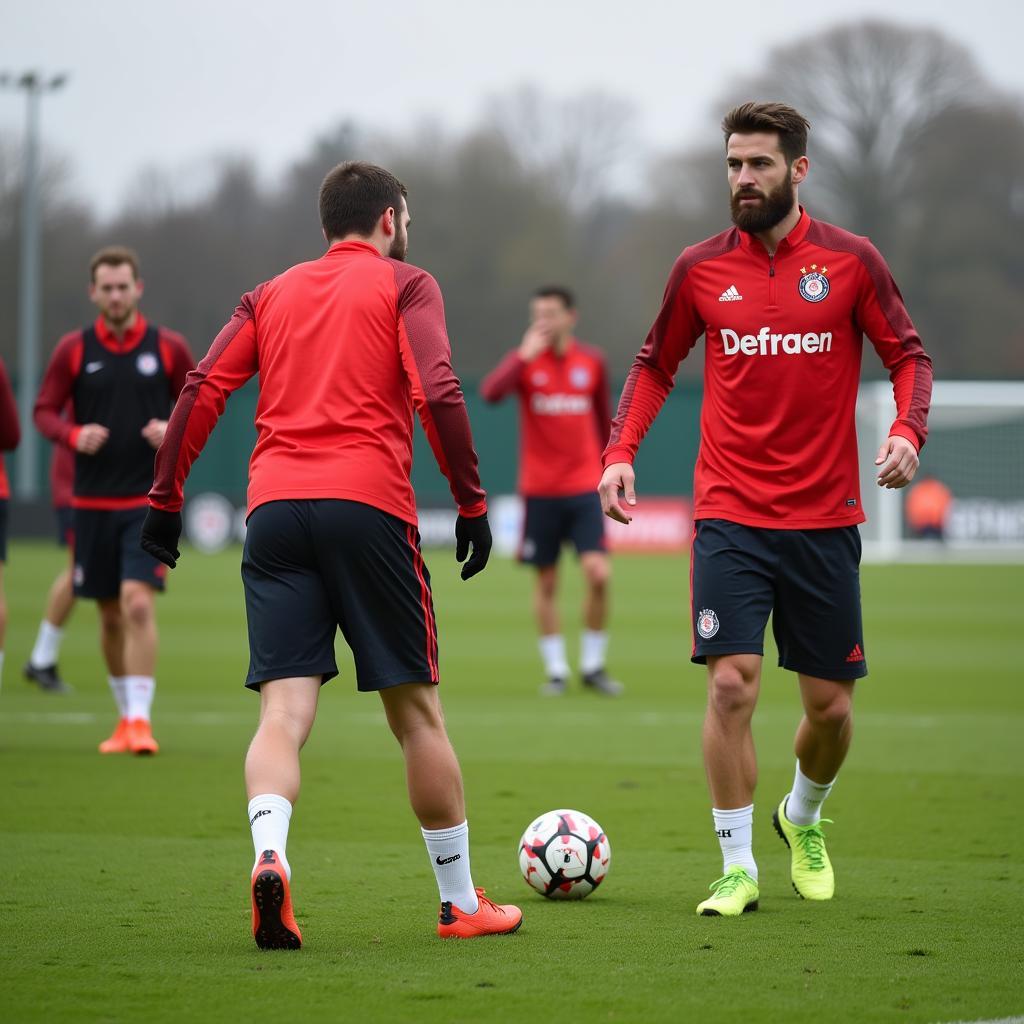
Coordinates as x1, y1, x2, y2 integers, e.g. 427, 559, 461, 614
518, 808, 611, 899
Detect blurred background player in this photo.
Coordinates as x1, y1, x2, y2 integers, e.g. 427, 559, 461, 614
33, 246, 194, 753
142, 161, 521, 948
906, 476, 953, 540
0, 356, 21, 694
600, 102, 932, 916
24, 417, 77, 694
480, 287, 622, 697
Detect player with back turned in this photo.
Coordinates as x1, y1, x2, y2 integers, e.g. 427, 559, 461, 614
599, 103, 932, 916
142, 161, 522, 948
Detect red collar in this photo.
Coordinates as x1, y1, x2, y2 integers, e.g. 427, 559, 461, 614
326, 240, 381, 258
738, 207, 811, 255
94, 313, 148, 354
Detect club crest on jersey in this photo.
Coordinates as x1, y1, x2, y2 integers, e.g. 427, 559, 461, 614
136, 352, 160, 376
798, 264, 830, 303
570, 367, 591, 389
697, 608, 720, 639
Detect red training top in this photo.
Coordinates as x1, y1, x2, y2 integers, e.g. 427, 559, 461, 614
604, 210, 933, 529
50, 409, 75, 508
0, 357, 22, 499
480, 340, 611, 497
149, 241, 486, 524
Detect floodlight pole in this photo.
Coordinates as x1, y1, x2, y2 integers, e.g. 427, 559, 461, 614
1, 71, 67, 500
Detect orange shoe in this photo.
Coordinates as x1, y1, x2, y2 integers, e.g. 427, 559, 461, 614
99, 718, 132, 754
437, 888, 523, 939
127, 718, 159, 755
251, 850, 302, 950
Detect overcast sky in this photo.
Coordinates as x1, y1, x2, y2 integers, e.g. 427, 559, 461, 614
2, 0, 1023, 217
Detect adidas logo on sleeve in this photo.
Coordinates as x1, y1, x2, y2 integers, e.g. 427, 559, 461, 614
718, 285, 743, 302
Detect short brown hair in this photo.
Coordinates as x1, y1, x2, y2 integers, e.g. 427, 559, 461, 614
722, 102, 810, 164
319, 161, 408, 240
90, 245, 140, 282
533, 285, 575, 310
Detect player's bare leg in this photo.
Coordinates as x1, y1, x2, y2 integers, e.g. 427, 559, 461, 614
95, 599, 132, 752
579, 552, 621, 695
244, 676, 318, 950
119, 581, 159, 753
772, 675, 852, 900
380, 682, 522, 937
534, 566, 569, 694
26, 562, 77, 694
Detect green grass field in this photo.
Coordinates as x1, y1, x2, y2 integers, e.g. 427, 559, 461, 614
2, 542, 1022, 1023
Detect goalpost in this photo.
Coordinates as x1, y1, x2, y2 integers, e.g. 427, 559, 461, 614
857, 380, 1024, 562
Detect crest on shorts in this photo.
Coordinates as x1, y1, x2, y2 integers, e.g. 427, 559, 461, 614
798, 265, 830, 303
136, 351, 160, 376
697, 608, 720, 639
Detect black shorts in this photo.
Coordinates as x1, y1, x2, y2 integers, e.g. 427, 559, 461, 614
55, 506, 74, 548
72, 506, 167, 599
0, 499, 7, 563
241, 499, 439, 692
690, 518, 867, 681
520, 492, 607, 567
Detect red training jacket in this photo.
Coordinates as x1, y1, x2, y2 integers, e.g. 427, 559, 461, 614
604, 210, 933, 529
0, 357, 22, 499
480, 339, 611, 497
149, 241, 486, 524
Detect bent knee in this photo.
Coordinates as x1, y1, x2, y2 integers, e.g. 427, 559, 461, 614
582, 558, 610, 589
708, 665, 758, 717
806, 694, 853, 730
120, 588, 155, 629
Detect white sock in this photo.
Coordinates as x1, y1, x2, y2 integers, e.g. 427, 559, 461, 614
30, 620, 65, 669
580, 630, 608, 675
539, 634, 570, 680
248, 794, 292, 880
124, 675, 155, 722
713, 805, 757, 880
787, 762, 835, 825
422, 820, 478, 913
108, 676, 128, 717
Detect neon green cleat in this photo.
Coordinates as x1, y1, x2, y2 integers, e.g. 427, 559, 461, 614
773, 797, 835, 900
696, 866, 759, 917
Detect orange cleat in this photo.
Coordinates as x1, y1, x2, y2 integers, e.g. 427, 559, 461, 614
437, 888, 523, 939
251, 850, 302, 950
99, 718, 132, 754
126, 718, 159, 755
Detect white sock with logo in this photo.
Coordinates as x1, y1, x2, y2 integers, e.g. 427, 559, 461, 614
786, 762, 835, 826
580, 630, 608, 675
30, 620, 64, 669
539, 634, 570, 681
713, 805, 757, 880
108, 676, 128, 718
248, 794, 292, 880
124, 676, 155, 722
422, 820, 477, 913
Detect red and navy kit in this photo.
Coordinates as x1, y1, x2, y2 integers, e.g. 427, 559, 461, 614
481, 340, 611, 498
50, 420, 75, 546
0, 357, 21, 562
149, 241, 486, 691
604, 209, 932, 530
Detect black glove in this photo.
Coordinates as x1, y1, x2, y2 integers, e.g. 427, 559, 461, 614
140, 507, 182, 568
455, 512, 491, 580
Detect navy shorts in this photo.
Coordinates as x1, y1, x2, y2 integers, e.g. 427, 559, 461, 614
0, 499, 7, 562
55, 506, 74, 548
520, 492, 607, 567
690, 518, 867, 681
73, 506, 167, 599
241, 499, 439, 692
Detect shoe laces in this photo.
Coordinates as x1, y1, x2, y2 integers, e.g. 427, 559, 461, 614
707, 869, 751, 897
474, 888, 501, 913
794, 819, 833, 871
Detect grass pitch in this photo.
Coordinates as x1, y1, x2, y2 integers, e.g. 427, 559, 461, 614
2, 542, 1022, 1023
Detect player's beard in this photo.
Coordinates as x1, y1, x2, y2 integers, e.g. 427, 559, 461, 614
102, 303, 136, 329
389, 221, 408, 262
730, 175, 795, 233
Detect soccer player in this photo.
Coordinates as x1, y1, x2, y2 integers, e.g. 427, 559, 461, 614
0, 356, 21, 692
33, 246, 194, 752
24, 424, 77, 694
142, 161, 522, 948
599, 103, 933, 916
480, 288, 622, 696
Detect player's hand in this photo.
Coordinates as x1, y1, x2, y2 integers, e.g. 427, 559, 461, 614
875, 435, 920, 489
141, 418, 168, 450
518, 324, 551, 362
599, 462, 636, 524
75, 423, 109, 454
140, 507, 182, 568
455, 512, 492, 580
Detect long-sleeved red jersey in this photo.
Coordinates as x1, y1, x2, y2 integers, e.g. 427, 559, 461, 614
0, 357, 22, 499
480, 340, 611, 497
604, 210, 933, 529
149, 241, 486, 524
